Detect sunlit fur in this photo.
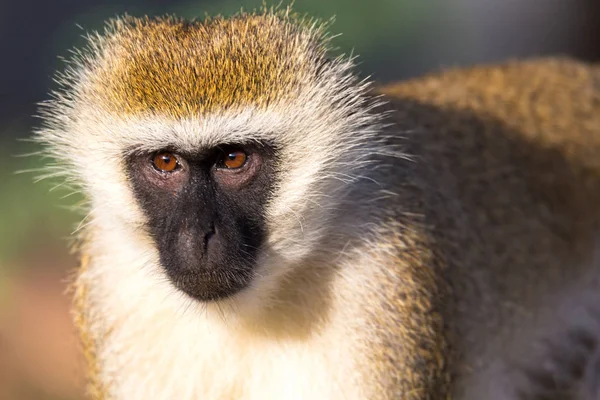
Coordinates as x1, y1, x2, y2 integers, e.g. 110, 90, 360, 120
35, 7, 600, 400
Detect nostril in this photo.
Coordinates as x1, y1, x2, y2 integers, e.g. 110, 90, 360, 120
203, 222, 216, 249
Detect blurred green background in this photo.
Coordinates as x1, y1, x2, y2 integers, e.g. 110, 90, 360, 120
0, 0, 599, 399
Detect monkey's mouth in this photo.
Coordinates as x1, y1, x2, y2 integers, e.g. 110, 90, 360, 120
168, 268, 254, 302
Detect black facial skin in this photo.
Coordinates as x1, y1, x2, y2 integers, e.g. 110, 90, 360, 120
126, 142, 276, 302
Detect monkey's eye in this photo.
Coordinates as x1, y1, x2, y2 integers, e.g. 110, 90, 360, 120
217, 149, 248, 170
152, 152, 180, 172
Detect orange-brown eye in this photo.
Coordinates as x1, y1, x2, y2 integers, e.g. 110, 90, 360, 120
153, 152, 179, 172
221, 150, 247, 169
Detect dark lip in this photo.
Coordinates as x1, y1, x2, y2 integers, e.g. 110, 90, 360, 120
169, 269, 252, 302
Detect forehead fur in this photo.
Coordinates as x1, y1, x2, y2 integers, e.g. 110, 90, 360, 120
85, 12, 330, 117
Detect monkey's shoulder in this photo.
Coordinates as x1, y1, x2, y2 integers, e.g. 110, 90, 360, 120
379, 57, 600, 146
379, 57, 599, 113
375, 58, 600, 224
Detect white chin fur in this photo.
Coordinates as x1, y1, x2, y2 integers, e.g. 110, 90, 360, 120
82, 210, 373, 400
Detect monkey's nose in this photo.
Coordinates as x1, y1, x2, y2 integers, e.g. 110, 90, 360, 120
176, 220, 216, 268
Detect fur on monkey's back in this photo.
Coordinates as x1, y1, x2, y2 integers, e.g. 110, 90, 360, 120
376, 58, 600, 398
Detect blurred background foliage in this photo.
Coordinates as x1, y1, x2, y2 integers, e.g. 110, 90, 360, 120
0, 0, 598, 399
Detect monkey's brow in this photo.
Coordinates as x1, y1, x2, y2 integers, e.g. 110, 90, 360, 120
124, 139, 277, 156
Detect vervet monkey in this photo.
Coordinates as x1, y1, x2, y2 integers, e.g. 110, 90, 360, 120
35, 9, 600, 400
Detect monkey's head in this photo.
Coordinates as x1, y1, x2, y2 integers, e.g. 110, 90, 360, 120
37, 12, 383, 304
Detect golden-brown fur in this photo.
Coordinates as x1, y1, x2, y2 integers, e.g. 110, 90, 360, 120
86, 13, 329, 116
72, 255, 106, 399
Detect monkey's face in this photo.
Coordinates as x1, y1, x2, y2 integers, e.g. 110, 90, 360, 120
102, 102, 366, 303
126, 143, 277, 301
38, 15, 381, 305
